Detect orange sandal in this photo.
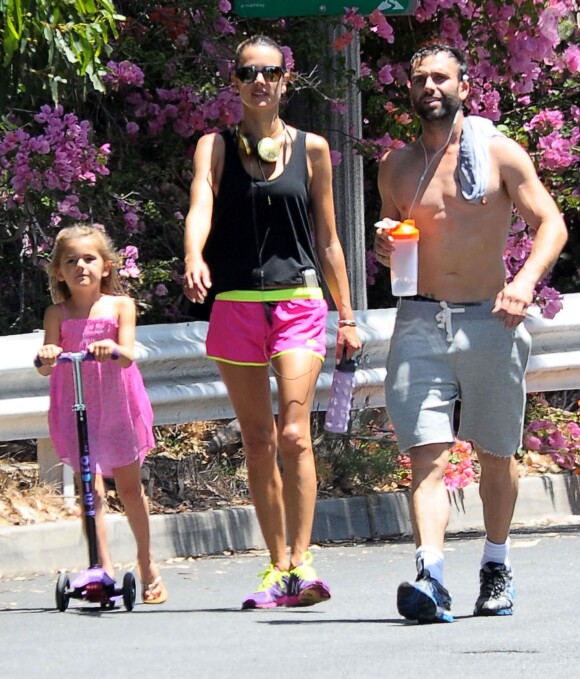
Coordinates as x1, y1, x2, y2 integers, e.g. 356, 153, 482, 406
137, 564, 168, 605
142, 575, 168, 605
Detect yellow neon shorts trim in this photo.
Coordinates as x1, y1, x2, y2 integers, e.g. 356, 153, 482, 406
208, 347, 325, 367
271, 348, 325, 362
207, 355, 269, 367
215, 287, 323, 302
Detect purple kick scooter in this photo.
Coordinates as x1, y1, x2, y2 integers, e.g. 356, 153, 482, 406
36, 350, 136, 612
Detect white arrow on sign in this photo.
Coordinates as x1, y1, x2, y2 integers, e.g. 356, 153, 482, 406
377, 0, 405, 11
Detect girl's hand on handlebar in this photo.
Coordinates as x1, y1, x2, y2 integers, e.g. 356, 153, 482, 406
88, 339, 120, 362
36, 344, 63, 368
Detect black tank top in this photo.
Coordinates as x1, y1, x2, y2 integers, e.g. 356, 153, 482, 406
203, 128, 319, 295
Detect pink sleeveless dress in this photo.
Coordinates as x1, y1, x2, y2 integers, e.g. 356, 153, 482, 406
48, 314, 155, 477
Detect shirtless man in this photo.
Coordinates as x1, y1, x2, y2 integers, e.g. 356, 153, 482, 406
374, 43, 567, 624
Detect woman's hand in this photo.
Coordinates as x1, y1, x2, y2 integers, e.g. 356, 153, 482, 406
335, 325, 362, 362
183, 257, 212, 304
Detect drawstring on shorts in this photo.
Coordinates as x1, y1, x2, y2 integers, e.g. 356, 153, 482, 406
435, 301, 465, 342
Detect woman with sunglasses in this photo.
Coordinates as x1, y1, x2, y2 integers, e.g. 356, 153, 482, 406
183, 35, 361, 609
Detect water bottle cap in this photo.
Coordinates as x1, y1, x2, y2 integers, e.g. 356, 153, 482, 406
390, 219, 419, 240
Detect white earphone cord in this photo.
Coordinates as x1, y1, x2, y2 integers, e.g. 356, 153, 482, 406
407, 109, 459, 220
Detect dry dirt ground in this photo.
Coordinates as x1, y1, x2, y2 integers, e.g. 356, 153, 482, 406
0, 421, 250, 526
0, 414, 573, 528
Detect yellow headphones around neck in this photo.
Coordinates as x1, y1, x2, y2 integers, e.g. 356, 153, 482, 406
236, 125, 286, 163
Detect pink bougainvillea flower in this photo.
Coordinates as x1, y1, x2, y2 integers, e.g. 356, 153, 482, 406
395, 439, 475, 490
524, 434, 542, 451
104, 60, 145, 89
563, 44, 580, 73
368, 10, 394, 42
280, 46, 295, 72
343, 7, 366, 31
378, 64, 394, 86
330, 150, 342, 166
333, 31, 354, 51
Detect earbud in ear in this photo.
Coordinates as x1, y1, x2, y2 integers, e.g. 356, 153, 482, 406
462, 74, 469, 82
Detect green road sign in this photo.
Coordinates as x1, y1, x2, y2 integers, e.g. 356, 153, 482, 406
234, 1, 417, 19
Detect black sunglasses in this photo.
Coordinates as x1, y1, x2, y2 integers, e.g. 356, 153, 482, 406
235, 65, 284, 84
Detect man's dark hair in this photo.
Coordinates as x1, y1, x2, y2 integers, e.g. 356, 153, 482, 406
409, 43, 468, 81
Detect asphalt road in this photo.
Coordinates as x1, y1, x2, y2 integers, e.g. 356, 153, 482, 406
0, 529, 578, 679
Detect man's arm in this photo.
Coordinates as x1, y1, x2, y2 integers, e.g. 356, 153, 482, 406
493, 136, 568, 328
378, 149, 405, 220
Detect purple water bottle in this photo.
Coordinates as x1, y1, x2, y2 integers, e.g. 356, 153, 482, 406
324, 353, 357, 434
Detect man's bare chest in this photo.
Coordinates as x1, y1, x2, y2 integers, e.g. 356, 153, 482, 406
398, 154, 504, 218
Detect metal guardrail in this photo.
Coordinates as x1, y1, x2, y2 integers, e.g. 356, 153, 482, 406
1, 294, 580, 444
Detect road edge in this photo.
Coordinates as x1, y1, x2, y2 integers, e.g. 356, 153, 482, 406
1, 474, 578, 577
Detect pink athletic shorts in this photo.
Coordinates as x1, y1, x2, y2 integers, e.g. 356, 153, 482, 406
206, 295, 328, 366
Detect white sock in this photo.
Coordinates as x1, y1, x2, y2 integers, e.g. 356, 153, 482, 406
416, 546, 445, 585
481, 537, 511, 571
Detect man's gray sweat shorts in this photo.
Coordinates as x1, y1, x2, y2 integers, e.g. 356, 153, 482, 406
385, 297, 532, 456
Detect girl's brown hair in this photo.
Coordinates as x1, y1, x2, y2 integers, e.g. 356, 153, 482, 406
48, 224, 124, 303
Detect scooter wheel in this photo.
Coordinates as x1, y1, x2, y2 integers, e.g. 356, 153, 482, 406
55, 572, 70, 612
122, 572, 136, 611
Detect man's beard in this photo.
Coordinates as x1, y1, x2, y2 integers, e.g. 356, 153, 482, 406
414, 93, 462, 123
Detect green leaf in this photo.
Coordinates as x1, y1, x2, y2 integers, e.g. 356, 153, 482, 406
49, 76, 60, 104
53, 30, 80, 65
86, 61, 106, 92
4, 15, 21, 40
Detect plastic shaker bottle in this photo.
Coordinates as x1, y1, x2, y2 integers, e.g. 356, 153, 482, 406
387, 219, 419, 297
324, 352, 357, 434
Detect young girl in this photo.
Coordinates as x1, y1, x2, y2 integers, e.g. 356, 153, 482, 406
183, 35, 361, 608
36, 224, 167, 605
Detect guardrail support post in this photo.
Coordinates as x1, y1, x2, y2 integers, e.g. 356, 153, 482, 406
37, 438, 75, 503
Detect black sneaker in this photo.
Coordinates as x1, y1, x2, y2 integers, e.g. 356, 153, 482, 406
397, 567, 453, 624
473, 561, 515, 616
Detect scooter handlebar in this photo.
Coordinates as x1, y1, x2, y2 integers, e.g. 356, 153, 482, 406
34, 348, 120, 368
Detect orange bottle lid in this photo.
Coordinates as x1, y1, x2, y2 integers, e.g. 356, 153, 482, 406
390, 219, 419, 240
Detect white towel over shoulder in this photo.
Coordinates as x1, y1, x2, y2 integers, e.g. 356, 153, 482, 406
458, 116, 504, 204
